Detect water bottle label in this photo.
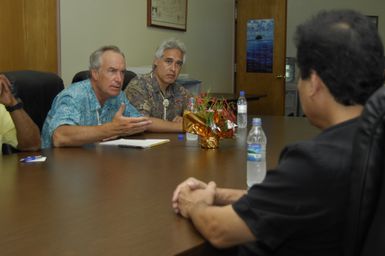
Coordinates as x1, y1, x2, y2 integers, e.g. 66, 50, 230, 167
238, 105, 247, 113
247, 144, 262, 162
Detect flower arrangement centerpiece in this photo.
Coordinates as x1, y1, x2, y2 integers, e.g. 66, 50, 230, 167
183, 93, 237, 149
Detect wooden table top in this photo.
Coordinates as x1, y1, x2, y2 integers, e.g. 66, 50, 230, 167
0, 116, 318, 256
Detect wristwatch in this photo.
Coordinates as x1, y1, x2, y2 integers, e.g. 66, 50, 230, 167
5, 100, 24, 112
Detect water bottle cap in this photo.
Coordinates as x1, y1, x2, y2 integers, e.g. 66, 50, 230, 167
240, 91, 245, 97
178, 134, 185, 141
252, 117, 262, 126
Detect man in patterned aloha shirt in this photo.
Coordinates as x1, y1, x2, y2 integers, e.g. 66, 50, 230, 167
125, 38, 192, 132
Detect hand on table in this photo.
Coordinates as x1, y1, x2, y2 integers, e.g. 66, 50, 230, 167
174, 180, 216, 218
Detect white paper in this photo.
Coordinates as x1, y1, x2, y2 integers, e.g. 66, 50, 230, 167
99, 139, 170, 148
28, 156, 47, 162
20, 156, 47, 163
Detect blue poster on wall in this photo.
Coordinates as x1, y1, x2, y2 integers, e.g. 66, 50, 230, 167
246, 19, 274, 73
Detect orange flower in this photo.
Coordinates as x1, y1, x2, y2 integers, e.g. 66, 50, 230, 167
183, 93, 237, 141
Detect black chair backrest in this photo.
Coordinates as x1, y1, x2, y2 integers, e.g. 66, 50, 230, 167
3, 70, 64, 131
343, 85, 385, 256
72, 70, 137, 91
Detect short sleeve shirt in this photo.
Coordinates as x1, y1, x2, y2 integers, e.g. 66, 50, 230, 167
124, 72, 192, 121
0, 104, 17, 148
232, 118, 359, 256
41, 79, 141, 148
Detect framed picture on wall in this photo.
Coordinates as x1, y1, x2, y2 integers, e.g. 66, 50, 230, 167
147, 0, 188, 31
367, 15, 378, 29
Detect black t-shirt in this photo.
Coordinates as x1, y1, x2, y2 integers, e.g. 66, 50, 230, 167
232, 118, 359, 256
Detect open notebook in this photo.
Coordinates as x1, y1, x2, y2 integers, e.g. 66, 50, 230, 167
99, 138, 170, 148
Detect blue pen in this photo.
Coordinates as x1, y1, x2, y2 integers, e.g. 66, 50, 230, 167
20, 155, 43, 162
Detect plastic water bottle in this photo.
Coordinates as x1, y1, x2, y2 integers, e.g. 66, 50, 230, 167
237, 91, 247, 129
246, 117, 267, 188
186, 97, 198, 141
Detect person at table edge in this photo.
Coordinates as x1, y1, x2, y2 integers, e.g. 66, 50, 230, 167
172, 9, 385, 256
0, 74, 40, 151
41, 45, 151, 148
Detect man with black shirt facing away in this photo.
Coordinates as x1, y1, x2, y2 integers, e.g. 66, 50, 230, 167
172, 10, 384, 256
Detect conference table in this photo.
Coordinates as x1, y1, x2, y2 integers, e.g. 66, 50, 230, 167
0, 116, 319, 256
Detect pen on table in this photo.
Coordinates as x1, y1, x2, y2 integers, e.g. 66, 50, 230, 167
20, 155, 43, 162
118, 145, 144, 149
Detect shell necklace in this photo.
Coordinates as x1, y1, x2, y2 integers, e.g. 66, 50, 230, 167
159, 90, 169, 120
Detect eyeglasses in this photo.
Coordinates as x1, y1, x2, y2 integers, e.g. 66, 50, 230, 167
162, 57, 183, 69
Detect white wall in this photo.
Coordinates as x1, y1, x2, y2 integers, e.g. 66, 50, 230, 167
59, 0, 234, 93
287, 0, 385, 57
60, 0, 384, 93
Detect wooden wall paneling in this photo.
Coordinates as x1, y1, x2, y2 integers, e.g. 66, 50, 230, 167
0, 0, 58, 73
0, 0, 25, 71
23, 0, 58, 73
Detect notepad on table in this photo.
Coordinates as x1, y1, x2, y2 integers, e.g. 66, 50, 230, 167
99, 138, 170, 148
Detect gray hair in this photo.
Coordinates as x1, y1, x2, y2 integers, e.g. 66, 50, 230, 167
89, 45, 125, 70
154, 38, 187, 63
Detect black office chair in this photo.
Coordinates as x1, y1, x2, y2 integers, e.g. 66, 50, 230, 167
72, 70, 137, 91
2, 70, 64, 154
343, 85, 385, 256
3, 70, 64, 131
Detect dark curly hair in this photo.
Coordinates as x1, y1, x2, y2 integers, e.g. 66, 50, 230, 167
295, 10, 384, 105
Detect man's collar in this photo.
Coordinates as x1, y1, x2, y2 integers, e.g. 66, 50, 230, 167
87, 82, 102, 111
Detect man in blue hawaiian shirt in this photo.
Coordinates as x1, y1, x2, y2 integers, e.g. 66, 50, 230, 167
41, 46, 151, 148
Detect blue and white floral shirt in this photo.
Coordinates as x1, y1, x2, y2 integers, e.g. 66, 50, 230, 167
41, 79, 141, 148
